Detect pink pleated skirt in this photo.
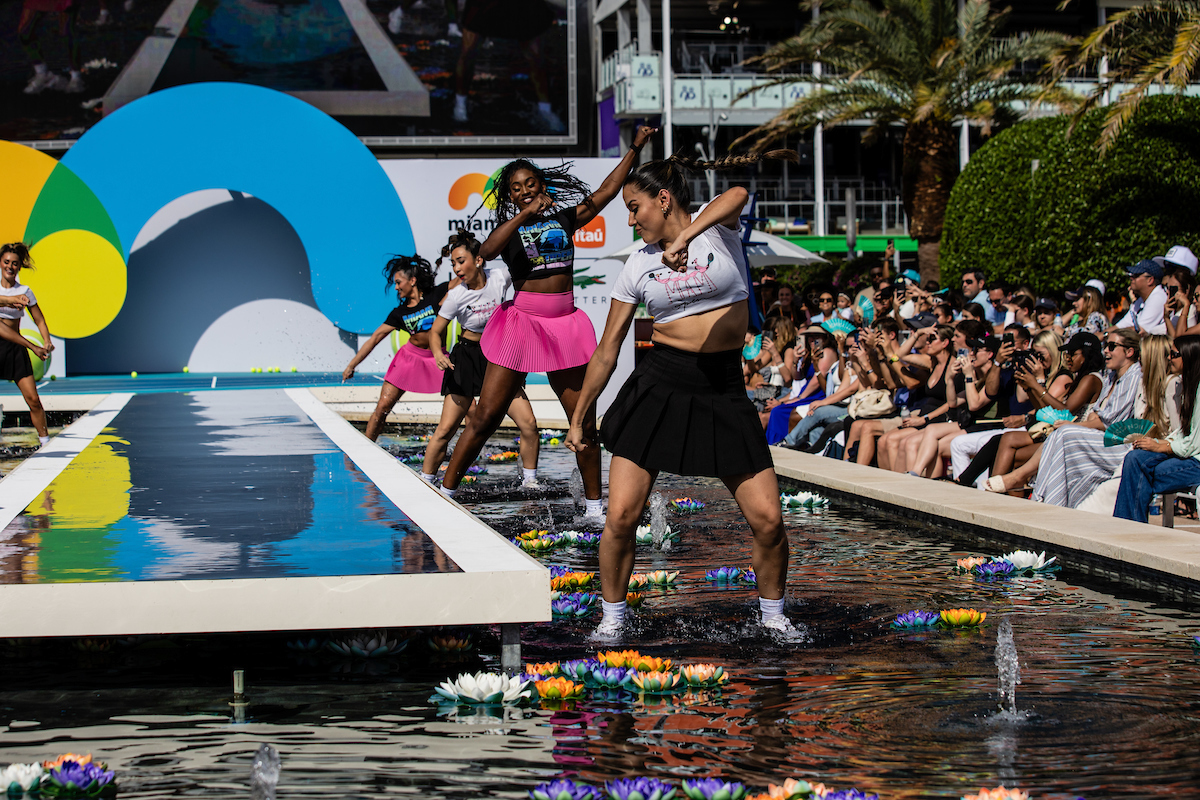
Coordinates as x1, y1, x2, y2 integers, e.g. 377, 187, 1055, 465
481, 291, 597, 373
384, 341, 443, 393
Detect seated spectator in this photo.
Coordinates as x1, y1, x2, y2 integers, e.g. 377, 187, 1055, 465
985, 328, 1143, 493
1114, 334, 1200, 522
1032, 298, 1063, 335
1162, 245, 1198, 279
762, 325, 835, 439
1064, 285, 1108, 339
748, 317, 798, 412
781, 330, 863, 450
843, 319, 924, 466
835, 291, 855, 320
1163, 269, 1197, 337
1010, 295, 1036, 331
1036, 335, 1181, 512
960, 269, 999, 325
962, 302, 988, 323
810, 289, 836, 323
1114, 259, 1168, 335
933, 302, 955, 326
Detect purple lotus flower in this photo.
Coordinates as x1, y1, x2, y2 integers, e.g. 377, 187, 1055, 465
973, 560, 1016, 581
548, 566, 572, 578
572, 532, 602, 549
561, 658, 599, 679
589, 664, 635, 688
743, 568, 756, 584
560, 592, 597, 607
706, 567, 742, 583
49, 760, 115, 792
466, 465, 488, 475
607, 777, 677, 800
822, 791, 879, 800
681, 778, 746, 800
532, 779, 597, 800
891, 610, 940, 630
551, 598, 594, 618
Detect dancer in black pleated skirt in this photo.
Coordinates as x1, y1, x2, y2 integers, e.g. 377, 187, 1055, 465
566, 149, 804, 641
0, 243, 53, 447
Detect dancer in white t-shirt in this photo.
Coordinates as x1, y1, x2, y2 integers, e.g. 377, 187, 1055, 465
0, 243, 53, 446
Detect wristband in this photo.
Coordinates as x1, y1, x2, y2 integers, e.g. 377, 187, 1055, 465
888, 355, 900, 363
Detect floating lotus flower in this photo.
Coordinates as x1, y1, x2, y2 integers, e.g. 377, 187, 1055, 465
531, 779, 597, 800
631, 670, 683, 693
706, 567, 743, 583
550, 571, 594, 591
743, 567, 756, 584
939, 608, 987, 628
540, 429, 565, 441
400, 452, 425, 464
955, 556, 990, 573
42, 756, 92, 771
518, 537, 559, 553
487, 450, 520, 463
821, 791, 879, 800
973, 560, 1016, 581
560, 658, 599, 680
629, 654, 672, 673
635, 524, 676, 544
460, 475, 478, 485
629, 573, 649, 590
779, 492, 830, 509
525, 661, 560, 677
679, 663, 730, 688
552, 597, 597, 618
891, 610, 941, 630
596, 649, 640, 668
606, 777, 677, 800
569, 531, 602, 549
1, 762, 43, 793
428, 632, 474, 652
466, 465, 488, 475
588, 664, 636, 689
997, 549, 1058, 574
669, 497, 706, 514
681, 778, 746, 800
746, 779, 825, 800
286, 637, 324, 652
961, 788, 1029, 800
41, 758, 116, 798
645, 570, 680, 586
326, 631, 407, 658
433, 672, 533, 704
517, 529, 551, 540
626, 592, 645, 608
534, 676, 586, 700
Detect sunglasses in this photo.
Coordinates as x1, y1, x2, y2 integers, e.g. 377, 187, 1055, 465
1103, 342, 1125, 351
1171, 350, 1182, 358
819, 296, 834, 302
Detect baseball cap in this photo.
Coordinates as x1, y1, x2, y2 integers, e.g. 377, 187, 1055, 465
903, 312, 938, 330
1034, 297, 1058, 312
1065, 279, 1106, 301
900, 268, 921, 284
1063, 332, 1101, 353
1164, 245, 1198, 276
1125, 259, 1164, 279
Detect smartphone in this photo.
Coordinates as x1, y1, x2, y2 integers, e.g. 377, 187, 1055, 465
1002, 332, 1015, 346
957, 347, 970, 358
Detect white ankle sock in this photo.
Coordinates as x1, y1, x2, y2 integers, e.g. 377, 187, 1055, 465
420, 472, 436, 484
38, 436, 49, 446
522, 467, 536, 481
585, 498, 603, 515
759, 596, 785, 621
438, 484, 456, 499
601, 599, 626, 625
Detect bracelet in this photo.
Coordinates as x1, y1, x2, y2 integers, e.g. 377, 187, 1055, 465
866, 368, 875, 374
888, 355, 900, 363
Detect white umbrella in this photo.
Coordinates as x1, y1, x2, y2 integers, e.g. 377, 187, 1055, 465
599, 228, 827, 267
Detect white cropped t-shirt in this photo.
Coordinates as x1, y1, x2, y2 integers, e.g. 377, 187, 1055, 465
610, 217, 749, 324
0, 283, 35, 320
437, 265, 511, 333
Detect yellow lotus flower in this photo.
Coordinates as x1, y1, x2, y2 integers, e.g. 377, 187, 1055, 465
679, 663, 729, 686
43, 754, 92, 770
597, 649, 641, 668
645, 570, 680, 585
550, 571, 595, 592
526, 661, 560, 676
962, 787, 1028, 800
518, 529, 550, 540
534, 677, 586, 700
629, 654, 672, 673
626, 592, 644, 608
940, 608, 987, 627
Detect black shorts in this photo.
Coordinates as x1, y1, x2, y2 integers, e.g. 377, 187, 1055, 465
0, 337, 33, 383
441, 337, 488, 398
601, 343, 774, 478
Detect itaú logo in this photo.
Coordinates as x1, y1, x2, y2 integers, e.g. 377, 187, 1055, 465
573, 216, 605, 248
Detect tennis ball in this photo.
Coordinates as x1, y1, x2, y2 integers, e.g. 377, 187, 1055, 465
290, 366, 297, 372
131, 371, 138, 378
549, 438, 560, 445
183, 366, 189, 373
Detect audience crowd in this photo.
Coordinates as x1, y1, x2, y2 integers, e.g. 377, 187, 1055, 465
746, 245, 1200, 523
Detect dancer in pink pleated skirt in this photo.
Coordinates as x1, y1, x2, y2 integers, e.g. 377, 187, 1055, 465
438, 125, 657, 518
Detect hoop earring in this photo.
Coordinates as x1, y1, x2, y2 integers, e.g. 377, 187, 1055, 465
661, 205, 670, 218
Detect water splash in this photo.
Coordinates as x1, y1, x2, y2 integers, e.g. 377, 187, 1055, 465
569, 468, 583, 510
649, 492, 670, 550
249, 744, 280, 800
995, 617, 1021, 715
544, 501, 555, 530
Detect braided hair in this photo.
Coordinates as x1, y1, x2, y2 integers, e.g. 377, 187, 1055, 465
0, 243, 34, 271
624, 150, 799, 209
436, 229, 483, 269
383, 254, 435, 295
485, 159, 594, 225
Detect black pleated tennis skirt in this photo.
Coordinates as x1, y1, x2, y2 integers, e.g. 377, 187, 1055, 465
601, 343, 774, 477
442, 337, 488, 398
0, 338, 33, 383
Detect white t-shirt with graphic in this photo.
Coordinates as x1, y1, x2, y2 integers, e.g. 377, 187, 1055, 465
0, 283, 35, 321
610, 218, 749, 324
437, 265, 512, 333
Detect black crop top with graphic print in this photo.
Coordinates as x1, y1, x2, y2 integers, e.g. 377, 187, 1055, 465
384, 283, 450, 334
500, 207, 577, 282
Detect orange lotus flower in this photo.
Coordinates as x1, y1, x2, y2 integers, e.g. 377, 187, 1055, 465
596, 649, 641, 668
962, 787, 1028, 800
534, 677, 586, 700
956, 556, 989, 571
626, 592, 644, 608
526, 661, 560, 677
43, 753, 92, 770
550, 571, 595, 591
679, 663, 729, 686
765, 779, 824, 800
940, 608, 987, 627
517, 529, 550, 540
629, 654, 672, 673
629, 670, 681, 692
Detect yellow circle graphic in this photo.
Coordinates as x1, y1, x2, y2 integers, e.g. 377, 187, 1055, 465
27, 229, 127, 339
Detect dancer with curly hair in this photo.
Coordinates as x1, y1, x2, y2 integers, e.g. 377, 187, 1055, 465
0, 243, 53, 446
437, 125, 656, 519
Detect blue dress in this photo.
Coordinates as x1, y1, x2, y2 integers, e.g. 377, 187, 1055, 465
764, 364, 826, 444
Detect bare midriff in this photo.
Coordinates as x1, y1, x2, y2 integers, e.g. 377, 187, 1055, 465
513, 273, 572, 295
650, 302, 748, 354
0, 318, 20, 333
460, 330, 483, 342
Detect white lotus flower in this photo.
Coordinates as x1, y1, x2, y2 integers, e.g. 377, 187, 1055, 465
780, 492, 830, 508
433, 671, 532, 704
326, 631, 407, 658
1, 763, 43, 791
998, 550, 1055, 572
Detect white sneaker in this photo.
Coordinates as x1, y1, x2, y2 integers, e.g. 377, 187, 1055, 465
520, 476, 542, 490
538, 106, 566, 133
447, 22, 462, 37
24, 70, 60, 95
453, 95, 468, 122
64, 73, 85, 93
580, 511, 605, 529
762, 615, 808, 643
588, 616, 623, 642
387, 5, 403, 34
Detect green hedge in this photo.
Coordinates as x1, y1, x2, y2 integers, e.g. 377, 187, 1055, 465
941, 95, 1200, 293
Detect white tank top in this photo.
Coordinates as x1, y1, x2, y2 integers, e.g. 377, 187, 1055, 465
437, 265, 512, 333
0, 283, 35, 320
610, 217, 749, 323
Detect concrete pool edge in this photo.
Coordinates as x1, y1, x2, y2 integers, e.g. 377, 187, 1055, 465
771, 447, 1200, 604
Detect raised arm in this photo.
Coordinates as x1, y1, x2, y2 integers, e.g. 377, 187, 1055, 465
575, 126, 657, 227
342, 322, 395, 381
661, 187, 750, 269
565, 300, 638, 452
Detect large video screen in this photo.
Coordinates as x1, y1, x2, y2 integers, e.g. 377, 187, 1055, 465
0, 0, 575, 148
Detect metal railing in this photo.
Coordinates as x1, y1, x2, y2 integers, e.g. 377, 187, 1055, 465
754, 198, 908, 237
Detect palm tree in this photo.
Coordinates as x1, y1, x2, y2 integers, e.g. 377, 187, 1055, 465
734, 0, 1076, 281
1058, 0, 1200, 154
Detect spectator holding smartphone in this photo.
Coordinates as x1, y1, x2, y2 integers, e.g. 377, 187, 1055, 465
1163, 269, 1197, 338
